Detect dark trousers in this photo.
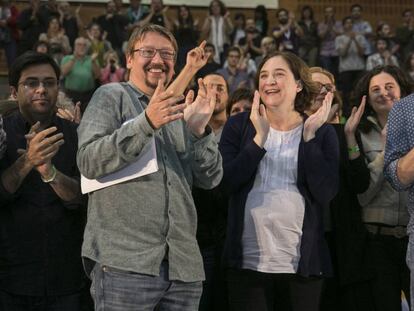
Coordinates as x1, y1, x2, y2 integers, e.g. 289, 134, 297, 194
227, 269, 323, 311
0, 290, 82, 311
199, 245, 228, 311
366, 233, 410, 311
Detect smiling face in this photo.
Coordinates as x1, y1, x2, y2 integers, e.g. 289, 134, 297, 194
126, 31, 175, 96
368, 72, 401, 116
258, 55, 301, 110
12, 64, 58, 122
309, 71, 334, 113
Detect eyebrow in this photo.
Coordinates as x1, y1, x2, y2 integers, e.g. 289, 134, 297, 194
370, 82, 396, 89
260, 68, 287, 74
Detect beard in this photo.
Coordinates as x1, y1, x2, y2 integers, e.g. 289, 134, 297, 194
143, 62, 171, 90
212, 100, 226, 115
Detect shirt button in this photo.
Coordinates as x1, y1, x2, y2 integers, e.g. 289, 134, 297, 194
168, 181, 171, 186
164, 156, 167, 160
147, 133, 152, 137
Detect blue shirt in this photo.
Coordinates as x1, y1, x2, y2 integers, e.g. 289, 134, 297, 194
384, 94, 414, 235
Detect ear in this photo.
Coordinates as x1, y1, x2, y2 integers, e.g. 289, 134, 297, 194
296, 80, 303, 93
126, 53, 133, 70
10, 86, 17, 98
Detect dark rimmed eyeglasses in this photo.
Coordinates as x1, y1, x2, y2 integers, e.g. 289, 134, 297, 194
18, 78, 58, 90
315, 82, 335, 92
132, 48, 176, 60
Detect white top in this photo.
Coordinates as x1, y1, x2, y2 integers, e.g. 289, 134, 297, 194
242, 125, 305, 273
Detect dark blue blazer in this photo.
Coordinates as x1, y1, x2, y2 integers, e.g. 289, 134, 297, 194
219, 112, 339, 277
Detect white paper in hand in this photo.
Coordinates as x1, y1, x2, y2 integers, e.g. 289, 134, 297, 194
81, 138, 158, 194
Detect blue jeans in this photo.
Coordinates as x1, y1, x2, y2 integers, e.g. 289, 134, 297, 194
90, 261, 202, 311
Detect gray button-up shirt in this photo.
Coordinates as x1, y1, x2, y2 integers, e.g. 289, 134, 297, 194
77, 82, 223, 282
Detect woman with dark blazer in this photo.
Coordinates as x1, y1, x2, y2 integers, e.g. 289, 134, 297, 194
219, 51, 339, 311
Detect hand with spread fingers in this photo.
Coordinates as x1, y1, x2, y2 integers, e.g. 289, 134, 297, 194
250, 90, 269, 148
146, 79, 186, 129
303, 91, 333, 142
186, 41, 210, 71
184, 78, 216, 137
345, 95, 366, 137
57, 102, 82, 124
24, 123, 65, 179
344, 95, 366, 159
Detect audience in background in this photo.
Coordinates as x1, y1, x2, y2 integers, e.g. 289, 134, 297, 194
335, 16, 367, 117
173, 5, 199, 71
217, 46, 252, 94
396, 9, 414, 63
39, 16, 71, 64
100, 50, 125, 84
86, 22, 112, 67
201, 0, 233, 64
253, 5, 268, 38
318, 6, 342, 77
366, 38, 399, 71
298, 5, 319, 67
272, 8, 303, 54
57, 1, 82, 48
60, 37, 100, 112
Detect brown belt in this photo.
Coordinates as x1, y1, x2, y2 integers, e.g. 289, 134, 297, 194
365, 224, 407, 239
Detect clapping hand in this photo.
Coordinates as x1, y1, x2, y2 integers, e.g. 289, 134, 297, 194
21, 122, 64, 178
303, 92, 333, 142
344, 95, 366, 137
250, 90, 269, 148
145, 79, 186, 129
57, 102, 82, 124
183, 78, 216, 137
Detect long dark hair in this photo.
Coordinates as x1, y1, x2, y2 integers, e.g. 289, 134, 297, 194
177, 5, 194, 27
351, 65, 414, 133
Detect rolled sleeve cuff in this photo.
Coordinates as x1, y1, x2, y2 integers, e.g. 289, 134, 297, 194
132, 112, 157, 138
387, 159, 411, 191
190, 126, 215, 160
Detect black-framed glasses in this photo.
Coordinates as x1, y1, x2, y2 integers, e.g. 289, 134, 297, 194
19, 78, 58, 90
315, 82, 335, 92
132, 48, 176, 60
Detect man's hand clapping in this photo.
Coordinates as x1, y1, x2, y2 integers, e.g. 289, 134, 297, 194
184, 78, 216, 137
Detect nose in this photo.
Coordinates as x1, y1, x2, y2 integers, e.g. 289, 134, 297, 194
267, 74, 277, 85
35, 82, 48, 93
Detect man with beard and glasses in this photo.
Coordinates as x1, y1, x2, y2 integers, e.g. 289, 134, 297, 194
77, 24, 223, 310
272, 8, 303, 55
